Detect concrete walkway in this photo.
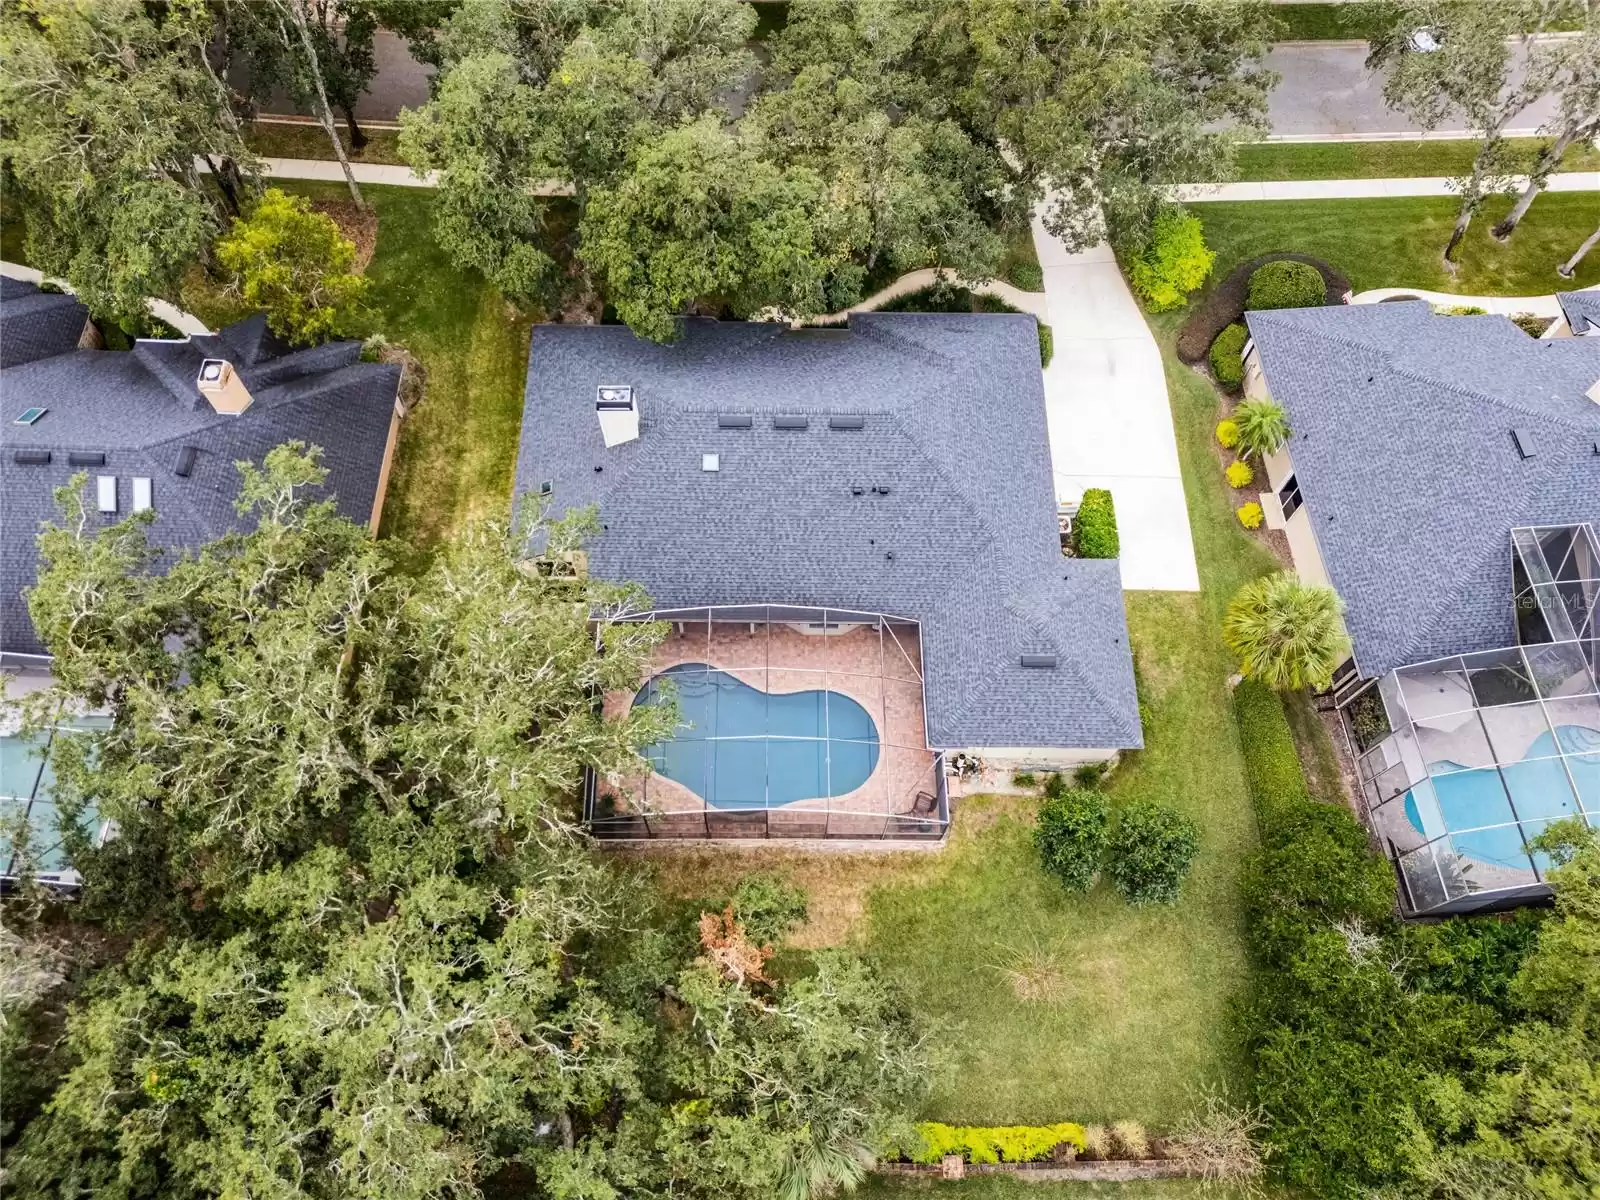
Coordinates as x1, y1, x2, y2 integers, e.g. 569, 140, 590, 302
810, 268, 1048, 323
1032, 211, 1200, 593
1172, 171, 1600, 202
204, 156, 575, 196
1349, 285, 1583, 317
0, 260, 211, 335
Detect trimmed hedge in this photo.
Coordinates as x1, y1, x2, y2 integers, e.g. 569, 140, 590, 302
1209, 322, 1248, 390
1038, 321, 1054, 368
1072, 488, 1119, 558
910, 1123, 1088, 1165
1175, 253, 1349, 362
1246, 260, 1325, 311
1009, 261, 1045, 292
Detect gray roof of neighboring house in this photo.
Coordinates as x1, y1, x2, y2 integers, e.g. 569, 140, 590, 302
1, 277, 89, 368
1246, 301, 1600, 677
1558, 290, 1600, 334
515, 315, 1142, 751
2, 314, 400, 658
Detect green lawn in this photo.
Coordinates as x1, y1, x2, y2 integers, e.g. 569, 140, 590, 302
853, 307, 1279, 1128
273, 182, 534, 548
1193, 191, 1600, 295
245, 121, 406, 166
1236, 137, 1600, 182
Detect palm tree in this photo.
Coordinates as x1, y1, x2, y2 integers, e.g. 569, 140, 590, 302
1232, 399, 1291, 459
1223, 571, 1351, 692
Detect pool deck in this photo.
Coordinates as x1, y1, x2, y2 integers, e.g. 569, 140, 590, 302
600, 621, 941, 836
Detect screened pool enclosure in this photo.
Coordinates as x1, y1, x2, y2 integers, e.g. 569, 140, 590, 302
1357, 525, 1599, 916
587, 606, 947, 840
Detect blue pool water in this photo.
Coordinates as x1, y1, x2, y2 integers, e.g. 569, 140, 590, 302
635, 663, 880, 808
1404, 724, 1600, 869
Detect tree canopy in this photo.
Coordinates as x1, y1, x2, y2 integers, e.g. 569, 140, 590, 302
2, 446, 929, 1200
0, 0, 256, 327
401, 0, 1278, 340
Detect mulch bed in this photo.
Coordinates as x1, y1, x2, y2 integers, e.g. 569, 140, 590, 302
310, 198, 378, 274
1177, 252, 1352, 362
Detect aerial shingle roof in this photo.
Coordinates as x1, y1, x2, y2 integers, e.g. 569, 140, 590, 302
2, 317, 400, 659
1558, 289, 1600, 335
1246, 300, 1600, 677
1, 278, 90, 368
515, 315, 1142, 751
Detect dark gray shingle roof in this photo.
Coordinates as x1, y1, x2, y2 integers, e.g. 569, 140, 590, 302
1, 278, 90, 368
2, 320, 399, 658
1558, 290, 1600, 334
515, 315, 1142, 751
1246, 301, 1600, 677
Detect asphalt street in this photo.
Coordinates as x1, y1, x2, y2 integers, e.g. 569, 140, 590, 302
264, 32, 1569, 139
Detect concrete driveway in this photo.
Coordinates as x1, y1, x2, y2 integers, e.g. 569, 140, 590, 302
1032, 212, 1199, 592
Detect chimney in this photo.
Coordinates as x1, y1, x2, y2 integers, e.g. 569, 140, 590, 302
596, 384, 638, 447
1588, 377, 1600, 404
197, 358, 253, 415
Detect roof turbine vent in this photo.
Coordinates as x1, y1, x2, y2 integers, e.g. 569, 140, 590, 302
596, 384, 638, 447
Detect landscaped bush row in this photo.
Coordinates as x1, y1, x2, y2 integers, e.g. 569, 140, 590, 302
1035, 777, 1201, 905
1071, 488, 1118, 558
1245, 259, 1325, 311
1208, 322, 1247, 390
906, 1122, 1088, 1165
1175, 252, 1349, 362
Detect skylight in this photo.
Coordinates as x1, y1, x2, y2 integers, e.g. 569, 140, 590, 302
12, 407, 46, 426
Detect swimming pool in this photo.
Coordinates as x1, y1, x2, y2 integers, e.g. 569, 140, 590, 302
1403, 724, 1600, 870
635, 663, 880, 808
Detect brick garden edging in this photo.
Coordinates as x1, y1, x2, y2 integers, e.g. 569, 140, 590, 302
877, 1158, 1201, 1183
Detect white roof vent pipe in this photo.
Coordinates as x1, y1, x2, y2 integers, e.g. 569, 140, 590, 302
596, 384, 638, 447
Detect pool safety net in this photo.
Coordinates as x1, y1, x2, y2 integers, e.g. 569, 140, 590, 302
587, 606, 948, 840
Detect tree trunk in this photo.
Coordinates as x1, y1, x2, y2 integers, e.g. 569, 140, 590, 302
1443, 205, 1473, 265
1557, 220, 1600, 278
279, 1, 366, 210
1491, 125, 1580, 240
341, 104, 368, 152
204, 154, 242, 217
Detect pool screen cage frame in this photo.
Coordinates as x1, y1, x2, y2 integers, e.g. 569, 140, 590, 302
1357, 524, 1600, 917
585, 604, 949, 841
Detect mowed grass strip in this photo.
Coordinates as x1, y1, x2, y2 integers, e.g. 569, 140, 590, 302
1235, 137, 1600, 183
277, 181, 534, 548
245, 121, 407, 166
1193, 191, 1600, 295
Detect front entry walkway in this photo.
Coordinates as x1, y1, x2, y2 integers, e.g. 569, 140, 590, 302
1032, 211, 1200, 592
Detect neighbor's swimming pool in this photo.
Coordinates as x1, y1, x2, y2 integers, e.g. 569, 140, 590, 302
1404, 724, 1600, 870
635, 663, 880, 808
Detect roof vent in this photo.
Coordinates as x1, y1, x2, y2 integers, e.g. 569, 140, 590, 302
1511, 427, 1537, 459
829, 415, 864, 430
701, 453, 720, 472
12, 449, 50, 465
1020, 654, 1058, 669
717, 413, 753, 429
196, 358, 254, 415
174, 445, 198, 477
773, 415, 809, 430
68, 451, 106, 467
596, 384, 638, 447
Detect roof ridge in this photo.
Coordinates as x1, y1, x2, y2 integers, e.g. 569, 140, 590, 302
879, 406, 1001, 550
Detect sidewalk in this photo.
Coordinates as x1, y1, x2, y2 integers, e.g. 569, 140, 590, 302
1172, 171, 1600, 202
202, 156, 574, 196
1032, 211, 1200, 593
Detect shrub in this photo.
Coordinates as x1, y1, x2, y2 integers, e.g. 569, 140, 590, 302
1169, 1089, 1268, 1186
1232, 398, 1291, 458
729, 873, 808, 945
1209, 323, 1248, 390
1236, 502, 1263, 529
1223, 570, 1352, 692
1072, 488, 1119, 559
1041, 771, 1068, 800
1011, 770, 1038, 789
1246, 260, 1324, 311
216, 187, 369, 345
1435, 303, 1487, 316
1512, 312, 1554, 337
1127, 207, 1215, 312
1035, 788, 1111, 893
1105, 801, 1201, 905
1072, 760, 1110, 789
910, 1123, 1088, 1165
1038, 320, 1054, 368
1225, 459, 1254, 488
1008, 261, 1044, 292
1110, 1121, 1150, 1159
1082, 1124, 1111, 1160
1215, 418, 1240, 449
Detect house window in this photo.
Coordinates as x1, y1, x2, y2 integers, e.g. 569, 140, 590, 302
1278, 473, 1303, 521
132, 477, 152, 513
96, 476, 116, 514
